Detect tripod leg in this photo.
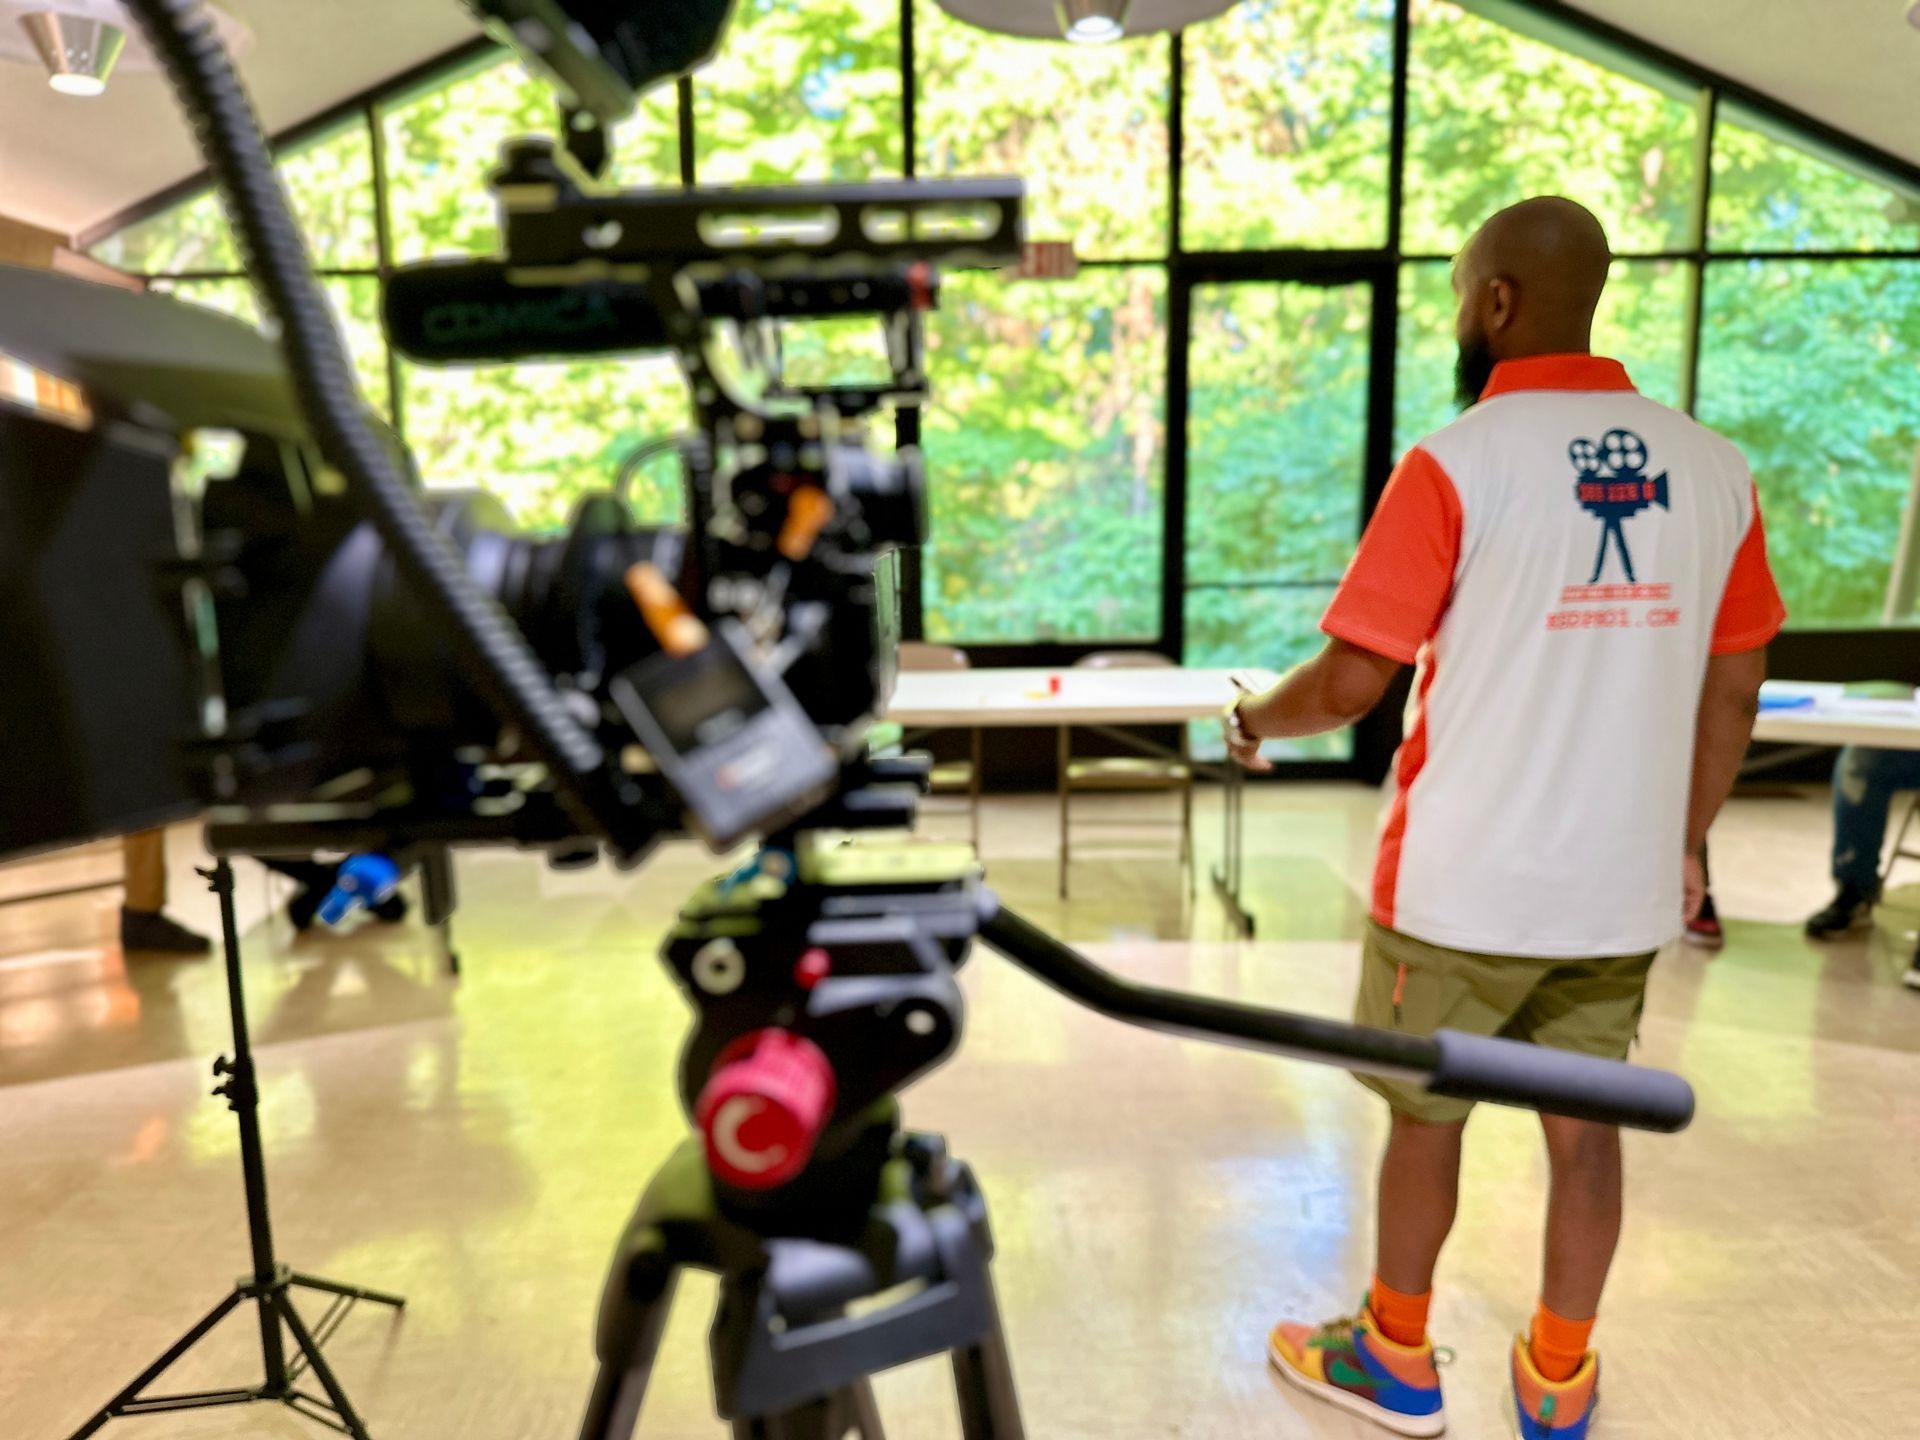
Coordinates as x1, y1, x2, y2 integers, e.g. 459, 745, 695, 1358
846, 1378, 888, 1439
290, 1270, 407, 1309
277, 1291, 374, 1440
579, 1267, 679, 1440
951, 1277, 1025, 1440
62, 1290, 249, 1440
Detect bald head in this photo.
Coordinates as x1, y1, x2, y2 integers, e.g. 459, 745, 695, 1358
1452, 197, 1613, 405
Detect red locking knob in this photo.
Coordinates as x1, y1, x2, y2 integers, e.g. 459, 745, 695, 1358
694, 1029, 836, 1190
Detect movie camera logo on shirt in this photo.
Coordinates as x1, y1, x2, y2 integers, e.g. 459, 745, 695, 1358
1548, 429, 1679, 631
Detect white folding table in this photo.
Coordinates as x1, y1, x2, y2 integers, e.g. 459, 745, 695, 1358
885, 666, 1280, 933
1752, 681, 1920, 752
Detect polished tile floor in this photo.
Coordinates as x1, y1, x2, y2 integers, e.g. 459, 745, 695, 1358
1, 785, 1916, 1439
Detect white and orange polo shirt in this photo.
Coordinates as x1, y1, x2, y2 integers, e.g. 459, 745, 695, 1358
1322, 354, 1786, 958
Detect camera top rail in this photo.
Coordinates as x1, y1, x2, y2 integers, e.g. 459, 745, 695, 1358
493, 151, 1024, 274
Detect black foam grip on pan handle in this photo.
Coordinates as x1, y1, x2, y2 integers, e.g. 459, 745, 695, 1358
1426, 1029, 1695, 1133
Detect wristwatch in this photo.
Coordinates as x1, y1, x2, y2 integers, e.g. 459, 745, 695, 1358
1223, 682, 1256, 747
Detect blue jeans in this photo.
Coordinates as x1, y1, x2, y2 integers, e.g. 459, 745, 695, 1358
1831, 746, 1920, 890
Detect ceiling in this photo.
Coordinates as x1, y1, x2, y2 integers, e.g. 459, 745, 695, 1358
1559, 0, 1920, 177
1, 1, 1916, 244
0, 0, 480, 239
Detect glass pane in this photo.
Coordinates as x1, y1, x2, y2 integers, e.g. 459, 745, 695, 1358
89, 190, 235, 275
1394, 258, 1691, 456
695, 0, 901, 184
1710, 104, 1920, 253
150, 276, 393, 420
1181, 0, 1393, 250
381, 54, 679, 263
1404, 0, 1700, 255
89, 118, 377, 274
920, 268, 1165, 642
914, 1, 1169, 259
1187, 282, 1369, 586
1185, 586, 1349, 762
1696, 260, 1920, 628
400, 355, 690, 531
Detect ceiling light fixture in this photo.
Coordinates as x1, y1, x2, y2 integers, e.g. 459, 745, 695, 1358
1056, 0, 1129, 43
938, 0, 1242, 45
0, 2, 251, 96
20, 9, 125, 96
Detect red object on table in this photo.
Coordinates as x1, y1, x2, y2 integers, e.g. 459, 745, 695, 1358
1048, 675, 1061, 695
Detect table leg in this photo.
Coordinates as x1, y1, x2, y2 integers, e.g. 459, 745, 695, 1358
1057, 726, 1070, 900
1210, 759, 1255, 937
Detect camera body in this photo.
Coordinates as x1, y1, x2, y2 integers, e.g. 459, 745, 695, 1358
0, 134, 1022, 873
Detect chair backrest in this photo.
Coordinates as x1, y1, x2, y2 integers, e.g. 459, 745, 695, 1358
1075, 650, 1175, 671
898, 642, 971, 672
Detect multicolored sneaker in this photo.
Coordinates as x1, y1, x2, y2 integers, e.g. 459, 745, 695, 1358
1511, 1334, 1600, 1438
1268, 1301, 1447, 1436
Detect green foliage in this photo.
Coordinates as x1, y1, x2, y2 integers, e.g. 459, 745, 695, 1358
1181, 0, 1394, 250
920, 268, 1165, 641
1188, 281, 1369, 584
697, 0, 902, 182
1710, 104, 1920, 253
1697, 260, 1920, 626
1403, 0, 1699, 255
402, 355, 690, 532
914, 0, 1169, 258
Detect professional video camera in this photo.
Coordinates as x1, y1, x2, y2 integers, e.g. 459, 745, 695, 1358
4, 3, 1698, 1439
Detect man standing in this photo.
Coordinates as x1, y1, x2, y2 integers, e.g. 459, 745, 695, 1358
1223, 197, 1782, 1438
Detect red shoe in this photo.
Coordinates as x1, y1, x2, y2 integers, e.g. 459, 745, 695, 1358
1683, 892, 1724, 950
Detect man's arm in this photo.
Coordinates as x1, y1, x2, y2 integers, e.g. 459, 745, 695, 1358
1224, 639, 1403, 773
1688, 645, 1766, 854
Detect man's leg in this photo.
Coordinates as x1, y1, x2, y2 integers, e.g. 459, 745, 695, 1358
1537, 1116, 1622, 1344
1375, 1112, 1468, 1298
122, 829, 168, 913
1812, 747, 1920, 935
120, 829, 210, 954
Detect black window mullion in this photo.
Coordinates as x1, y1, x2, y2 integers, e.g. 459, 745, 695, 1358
677, 77, 696, 187
1679, 87, 1718, 416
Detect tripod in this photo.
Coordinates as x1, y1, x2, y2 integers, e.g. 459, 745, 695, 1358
64, 858, 405, 1440
582, 1118, 1023, 1440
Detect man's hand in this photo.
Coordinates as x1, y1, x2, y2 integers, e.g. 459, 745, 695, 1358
1222, 640, 1403, 768
1223, 686, 1273, 773
1682, 850, 1707, 924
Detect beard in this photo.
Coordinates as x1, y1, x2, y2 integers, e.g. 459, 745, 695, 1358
1454, 332, 1496, 409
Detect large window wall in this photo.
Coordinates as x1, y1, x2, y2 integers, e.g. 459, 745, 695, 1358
91, 0, 1920, 757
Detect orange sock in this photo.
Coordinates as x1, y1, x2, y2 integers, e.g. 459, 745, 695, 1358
1528, 1301, 1595, 1383
1367, 1276, 1431, 1347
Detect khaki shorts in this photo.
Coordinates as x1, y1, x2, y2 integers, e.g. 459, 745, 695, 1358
1354, 921, 1655, 1125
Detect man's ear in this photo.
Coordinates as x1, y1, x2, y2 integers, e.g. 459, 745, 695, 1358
1487, 276, 1518, 333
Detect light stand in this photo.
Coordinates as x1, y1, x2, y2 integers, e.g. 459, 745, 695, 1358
62, 858, 405, 1440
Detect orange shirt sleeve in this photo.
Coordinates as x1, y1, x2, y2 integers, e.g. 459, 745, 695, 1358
1320, 447, 1462, 665
1710, 483, 1788, 655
